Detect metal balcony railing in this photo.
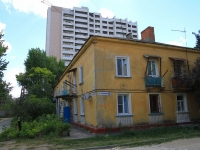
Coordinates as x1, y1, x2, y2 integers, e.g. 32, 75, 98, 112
171, 77, 187, 89
145, 77, 162, 87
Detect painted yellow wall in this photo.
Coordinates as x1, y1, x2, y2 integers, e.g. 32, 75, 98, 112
93, 37, 200, 126
55, 36, 200, 128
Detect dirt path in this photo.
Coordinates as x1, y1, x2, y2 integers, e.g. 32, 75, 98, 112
123, 137, 200, 150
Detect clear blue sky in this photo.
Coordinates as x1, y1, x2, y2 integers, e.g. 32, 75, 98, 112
0, 0, 200, 97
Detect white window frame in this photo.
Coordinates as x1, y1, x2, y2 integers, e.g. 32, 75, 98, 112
79, 66, 83, 84
73, 99, 78, 114
116, 93, 131, 115
148, 93, 162, 114
73, 71, 77, 93
115, 56, 130, 77
147, 59, 159, 77
176, 93, 188, 112
80, 97, 84, 115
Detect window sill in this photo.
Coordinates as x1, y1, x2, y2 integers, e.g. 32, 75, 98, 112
74, 113, 78, 115
176, 111, 190, 114
115, 76, 132, 78
79, 82, 84, 85
115, 114, 134, 117
148, 113, 164, 116
80, 114, 85, 116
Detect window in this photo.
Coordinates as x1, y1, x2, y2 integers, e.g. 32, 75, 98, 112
173, 61, 183, 77
74, 99, 77, 114
176, 93, 187, 112
73, 71, 77, 93
80, 97, 84, 115
79, 66, 83, 84
149, 94, 162, 113
116, 56, 130, 77
117, 94, 130, 114
147, 59, 158, 77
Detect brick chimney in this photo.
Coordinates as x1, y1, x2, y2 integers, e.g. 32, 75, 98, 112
141, 26, 155, 42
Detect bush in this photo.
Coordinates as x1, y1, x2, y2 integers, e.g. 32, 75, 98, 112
0, 114, 71, 140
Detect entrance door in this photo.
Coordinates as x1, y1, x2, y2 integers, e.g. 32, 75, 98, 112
63, 106, 71, 123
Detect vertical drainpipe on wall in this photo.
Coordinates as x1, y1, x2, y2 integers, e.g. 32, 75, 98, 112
93, 39, 97, 126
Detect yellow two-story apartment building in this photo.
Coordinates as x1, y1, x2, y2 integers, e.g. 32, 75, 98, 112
54, 27, 200, 133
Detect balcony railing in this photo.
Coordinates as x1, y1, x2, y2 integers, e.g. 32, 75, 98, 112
172, 77, 187, 89
145, 77, 163, 87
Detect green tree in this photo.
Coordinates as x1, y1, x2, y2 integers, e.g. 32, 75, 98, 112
182, 57, 200, 108
0, 81, 12, 106
17, 48, 65, 98
0, 32, 11, 105
193, 30, 200, 49
24, 48, 47, 71
0, 32, 9, 79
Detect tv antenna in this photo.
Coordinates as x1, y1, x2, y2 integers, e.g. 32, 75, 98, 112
171, 27, 187, 47
171, 27, 189, 71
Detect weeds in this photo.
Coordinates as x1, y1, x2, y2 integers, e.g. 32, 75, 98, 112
0, 114, 71, 141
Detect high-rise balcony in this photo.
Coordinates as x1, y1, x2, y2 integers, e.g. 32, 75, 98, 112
75, 29, 87, 33
62, 38, 74, 42
75, 40, 85, 44
75, 45, 82, 49
63, 32, 73, 36
75, 34, 87, 38
62, 44, 74, 48
75, 13, 88, 18
63, 27, 74, 31
63, 21, 74, 26
75, 24, 88, 28
145, 77, 163, 87
62, 56, 73, 61
75, 18, 88, 22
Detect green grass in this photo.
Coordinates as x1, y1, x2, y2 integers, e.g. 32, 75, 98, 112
8, 125, 200, 149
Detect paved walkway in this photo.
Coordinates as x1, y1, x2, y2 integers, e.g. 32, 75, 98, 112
65, 125, 95, 139
0, 118, 12, 133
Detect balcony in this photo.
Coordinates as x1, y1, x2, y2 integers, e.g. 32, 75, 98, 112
75, 40, 85, 44
62, 56, 73, 61
62, 44, 74, 49
145, 77, 163, 87
63, 32, 73, 36
75, 34, 87, 38
75, 29, 87, 33
75, 24, 88, 28
75, 18, 87, 22
172, 77, 189, 90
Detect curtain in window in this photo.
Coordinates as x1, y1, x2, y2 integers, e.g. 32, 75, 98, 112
148, 61, 156, 76
118, 95, 128, 114
117, 58, 127, 76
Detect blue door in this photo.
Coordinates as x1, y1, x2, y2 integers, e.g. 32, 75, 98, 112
63, 106, 71, 123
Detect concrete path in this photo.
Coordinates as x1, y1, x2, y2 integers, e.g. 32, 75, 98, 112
64, 125, 95, 139
0, 118, 12, 133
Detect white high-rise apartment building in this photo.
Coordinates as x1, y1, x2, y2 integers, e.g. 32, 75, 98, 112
46, 6, 138, 66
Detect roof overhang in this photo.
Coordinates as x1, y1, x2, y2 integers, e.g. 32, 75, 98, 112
143, 54, 161, 58
169, 57, 187, 61
67, 68, 77, 73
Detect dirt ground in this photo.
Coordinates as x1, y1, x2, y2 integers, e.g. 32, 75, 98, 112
0, 138, 200, 150
121, 137, 200, 150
